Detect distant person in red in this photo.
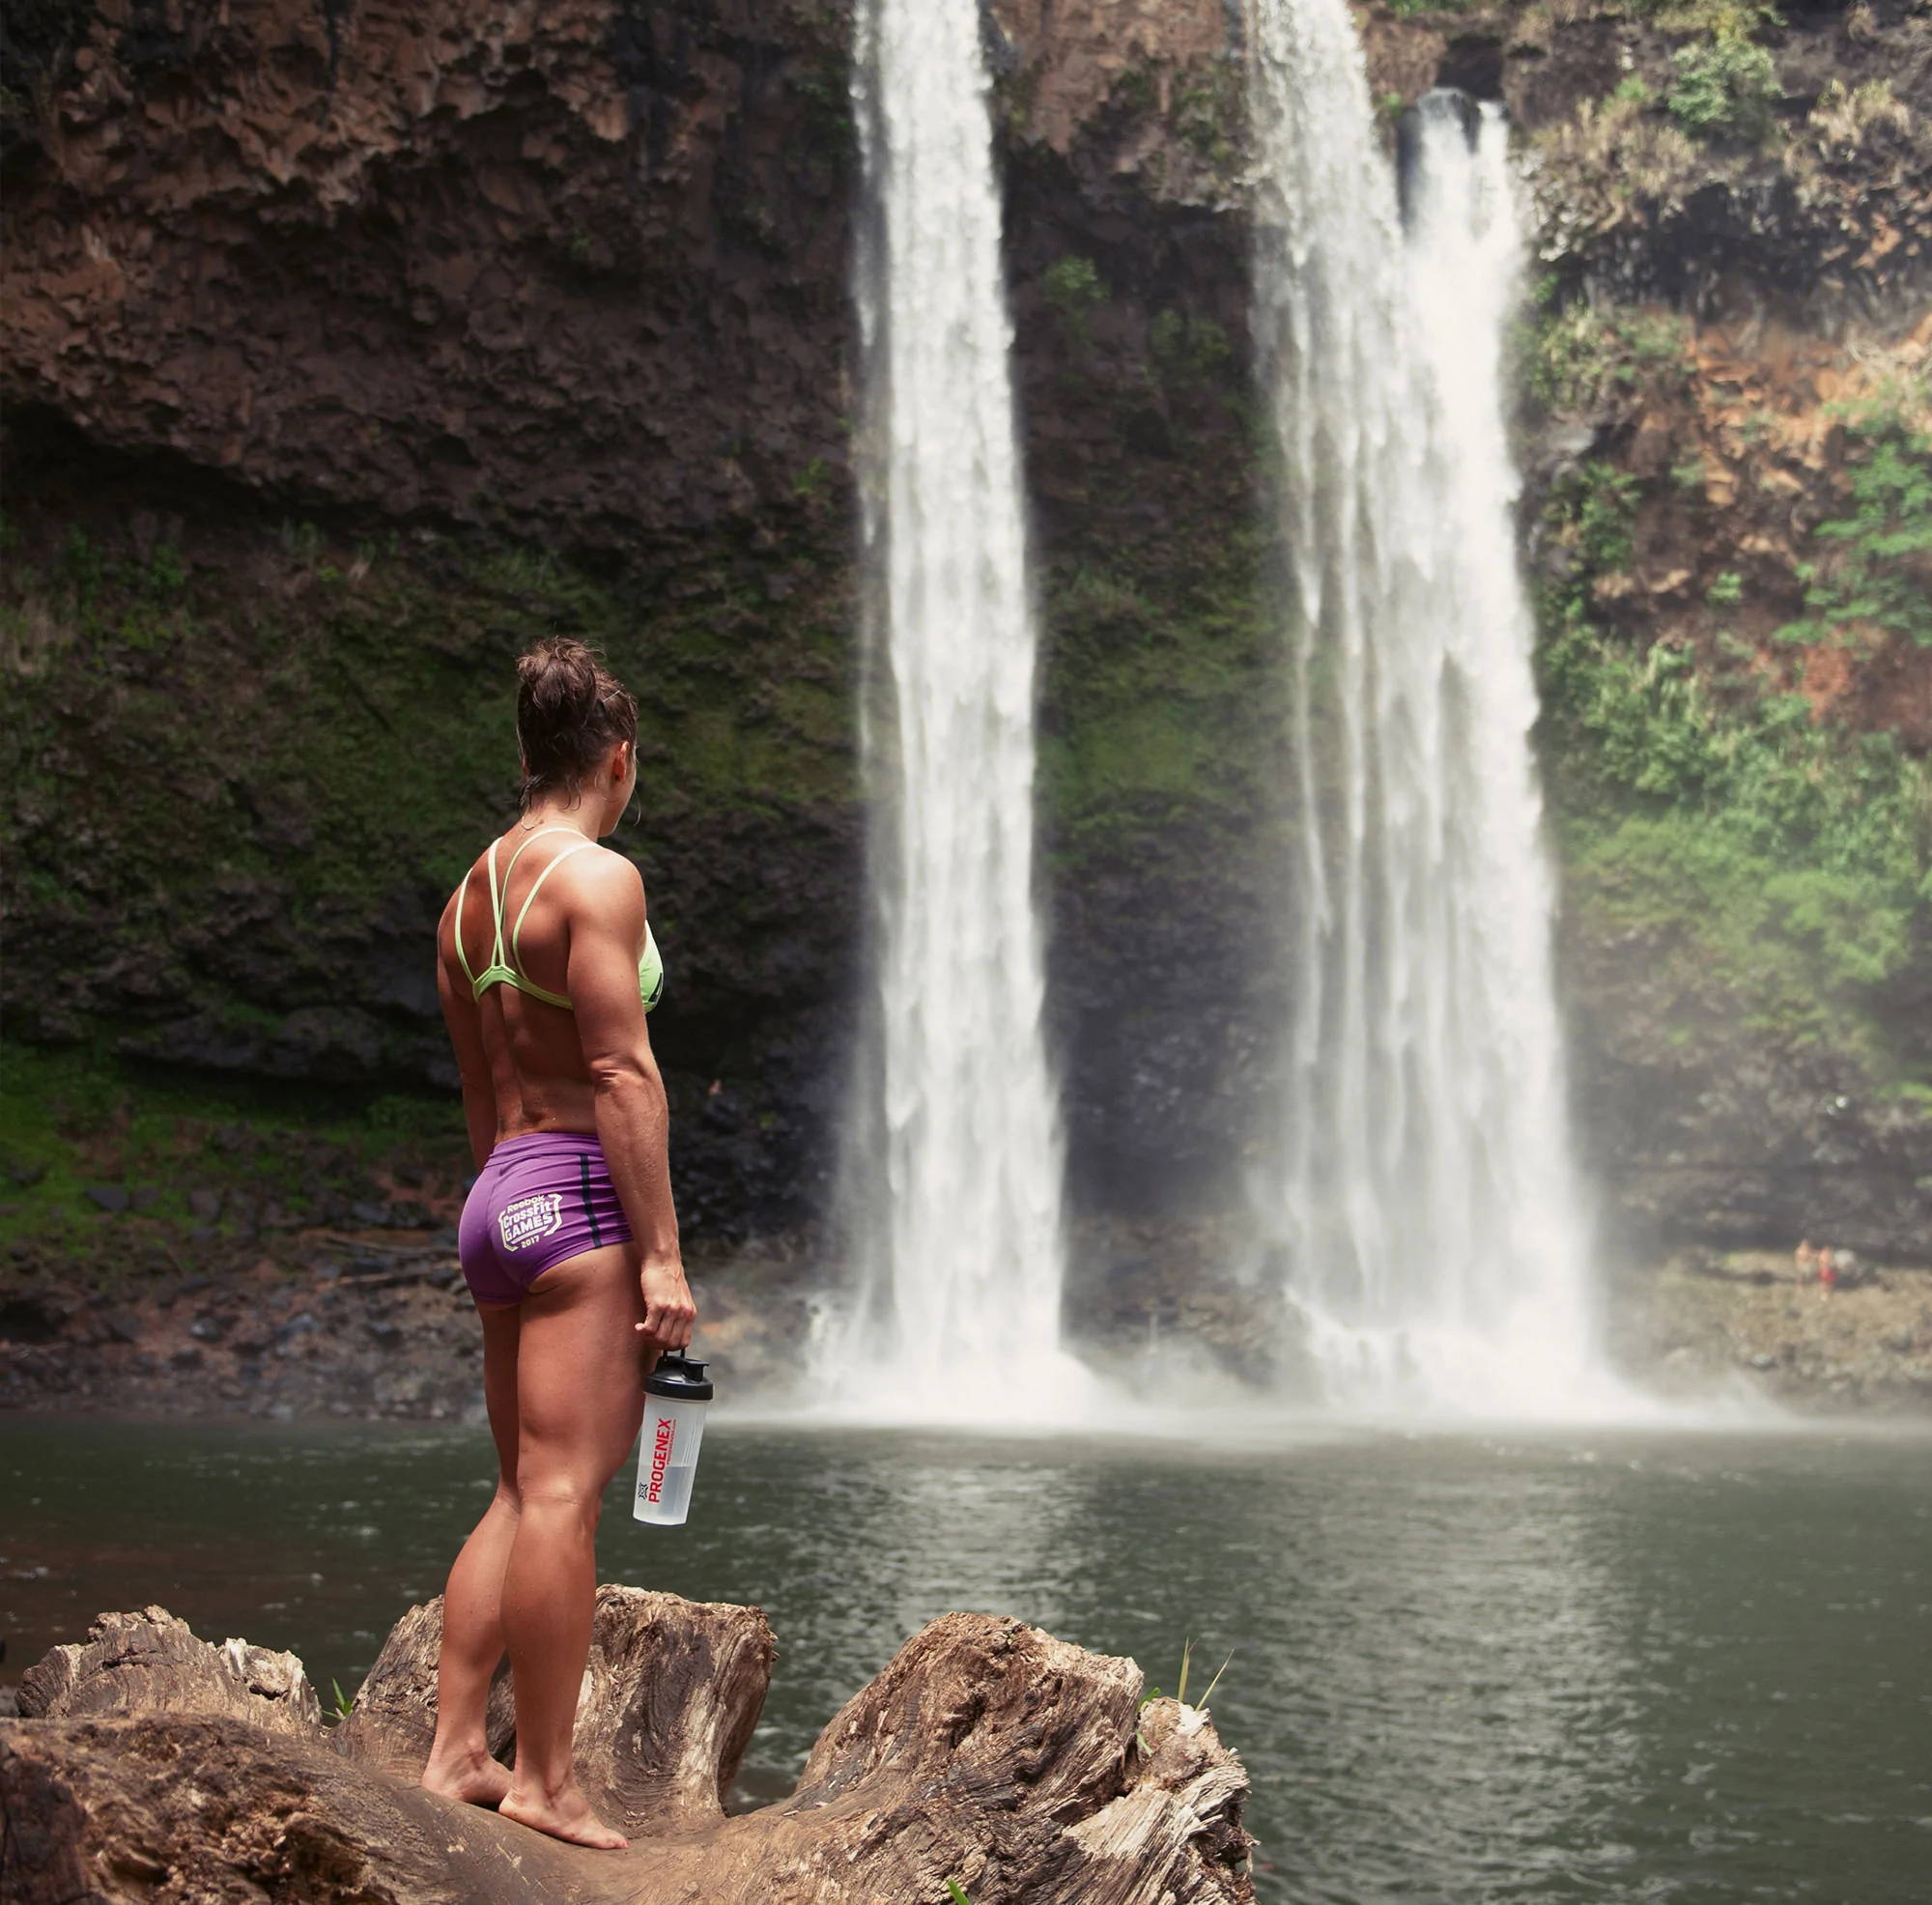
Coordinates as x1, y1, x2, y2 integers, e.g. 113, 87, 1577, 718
1816, 1246, 1836, 1298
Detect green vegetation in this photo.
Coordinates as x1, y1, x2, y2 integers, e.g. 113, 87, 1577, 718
1551, 461, 1644, 573
0, 504, 860, 1253
1666, 27, 1782, 143
1644, 0, 1783, 33
1149, 308, 1231, 384
1040, 255, 1106, 347
0, 1039, 467, 1275
1776, 381, 1932, 649
1171, 62, 1243, 173
1, 511, 855, 898
1529, 301, 1690, 412
1805, 76, 1912, 151
1174, 1636, 1234, 1713
1538, 451, 1932, 1076
1037, 522, 1276, 862
0, 524, 197, 659
1386, 0, 1481, 18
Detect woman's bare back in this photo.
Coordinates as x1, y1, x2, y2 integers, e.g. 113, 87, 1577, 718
439, 824, 644, 1144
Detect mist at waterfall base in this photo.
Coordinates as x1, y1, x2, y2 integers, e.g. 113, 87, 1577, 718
1248, 0, 1632, 1421
8, 1419, 1929, 1905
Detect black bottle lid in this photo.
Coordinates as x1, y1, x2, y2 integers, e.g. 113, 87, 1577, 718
644, 1351, 713, 1403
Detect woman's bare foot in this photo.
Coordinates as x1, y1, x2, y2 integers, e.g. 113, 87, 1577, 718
499, 1781, 629, 1851
419, 1748, 513, 1809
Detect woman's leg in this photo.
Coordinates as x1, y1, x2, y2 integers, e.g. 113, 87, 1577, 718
497, 1243, 647, 1850
420, 1299, 525, 1805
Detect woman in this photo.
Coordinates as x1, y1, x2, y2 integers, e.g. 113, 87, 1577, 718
418, 636, 695, 1851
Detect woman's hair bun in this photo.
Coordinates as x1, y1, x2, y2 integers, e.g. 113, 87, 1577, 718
515, 637, 639, 810
517, 637, 600, 718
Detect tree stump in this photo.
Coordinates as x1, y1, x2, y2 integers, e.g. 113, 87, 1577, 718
2, 1596, 1255, 1904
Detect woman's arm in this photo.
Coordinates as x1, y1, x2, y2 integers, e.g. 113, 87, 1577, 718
567, 854, 695, 1351
436, 896, 497, 1171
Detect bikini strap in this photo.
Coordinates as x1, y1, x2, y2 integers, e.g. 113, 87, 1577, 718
458, 827, 586, 997
484, 836, 513, 972
510, 837, 596, 974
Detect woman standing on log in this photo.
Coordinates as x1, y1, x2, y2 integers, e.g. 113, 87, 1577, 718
420, 636, 695, 1851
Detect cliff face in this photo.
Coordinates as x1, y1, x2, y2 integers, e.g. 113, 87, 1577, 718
4, 0, 855, 540
4, 0, 1929, 1263
4, 0, 868, 1236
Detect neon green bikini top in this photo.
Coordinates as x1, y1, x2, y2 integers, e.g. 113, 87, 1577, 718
454, 825, 664, 1014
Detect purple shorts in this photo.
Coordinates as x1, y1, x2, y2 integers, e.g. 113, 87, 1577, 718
458, 1131, 634, 1306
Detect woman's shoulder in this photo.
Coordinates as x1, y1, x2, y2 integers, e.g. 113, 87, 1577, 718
563, 841, 646, 903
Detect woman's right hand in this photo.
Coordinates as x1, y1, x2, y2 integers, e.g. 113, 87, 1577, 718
636, 1258, 696, 1351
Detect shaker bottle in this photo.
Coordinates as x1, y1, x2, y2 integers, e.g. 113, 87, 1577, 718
633, 1351, 713, 1526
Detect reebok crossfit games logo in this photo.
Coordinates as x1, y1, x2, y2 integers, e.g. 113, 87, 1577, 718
498, 1192, 564, 1253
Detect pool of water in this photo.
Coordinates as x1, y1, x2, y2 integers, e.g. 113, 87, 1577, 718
3, 1416, 1927, 1902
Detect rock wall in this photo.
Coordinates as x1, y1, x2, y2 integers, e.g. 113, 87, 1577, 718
4, 0, 856, 540
4, 0, 1929, 1278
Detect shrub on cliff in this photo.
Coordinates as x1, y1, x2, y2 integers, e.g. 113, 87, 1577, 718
1667, 29, 1783, 143
1776, 381, 1932, 651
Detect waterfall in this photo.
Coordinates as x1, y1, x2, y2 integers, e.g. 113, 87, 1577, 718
831, 0, 1080, 1411
1249, 0, 1615, 1412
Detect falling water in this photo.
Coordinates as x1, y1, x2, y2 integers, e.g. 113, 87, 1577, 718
1249, 0, 1616, 1413
830, 0, 1080, 1411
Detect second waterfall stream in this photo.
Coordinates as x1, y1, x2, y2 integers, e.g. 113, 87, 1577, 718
1250, 0, 1628, 1414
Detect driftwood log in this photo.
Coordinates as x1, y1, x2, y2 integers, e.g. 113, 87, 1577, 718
1, 1593, 1254, 1903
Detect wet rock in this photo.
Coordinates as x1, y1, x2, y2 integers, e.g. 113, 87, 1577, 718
98, 1310, 143, 1346
83, 1185, 129, 1214
187, 1188, 223, 1221
0, 1292, 75, 1345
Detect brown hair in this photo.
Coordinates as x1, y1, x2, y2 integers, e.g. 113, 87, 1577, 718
515, 637, 639, 810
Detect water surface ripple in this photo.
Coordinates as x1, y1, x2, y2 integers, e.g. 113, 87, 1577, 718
3, 1421, 1926, 1902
